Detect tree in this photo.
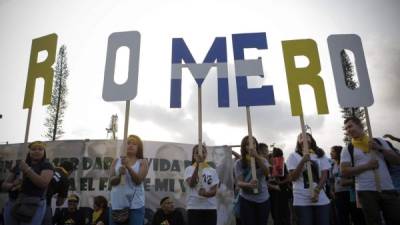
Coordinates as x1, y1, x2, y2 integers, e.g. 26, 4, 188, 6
340, 50, 366, 144
44, 45, 69, 141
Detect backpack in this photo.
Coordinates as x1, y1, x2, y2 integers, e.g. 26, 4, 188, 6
347, 138, 400, 189
347, 138, 400, 167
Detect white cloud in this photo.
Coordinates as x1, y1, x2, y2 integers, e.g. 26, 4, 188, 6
1, 0, 399, 159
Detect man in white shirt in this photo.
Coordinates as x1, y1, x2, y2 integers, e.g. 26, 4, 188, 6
340, 117, 400, 225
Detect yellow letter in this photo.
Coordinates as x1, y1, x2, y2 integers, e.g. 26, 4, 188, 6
282, 39, 329, 116
23, 34, 58, 109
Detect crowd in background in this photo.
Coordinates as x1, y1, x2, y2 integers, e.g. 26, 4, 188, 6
1, 117, 400, 225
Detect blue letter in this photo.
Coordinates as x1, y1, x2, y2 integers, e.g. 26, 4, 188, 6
170, 37, 229, 108
232, 32, 275, 106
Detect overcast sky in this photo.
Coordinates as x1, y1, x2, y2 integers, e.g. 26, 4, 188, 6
1, 0, 399, 155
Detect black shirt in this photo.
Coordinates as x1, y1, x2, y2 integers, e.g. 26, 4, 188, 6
152, 209, 185, 225
53, 208, 86, 225
46, 167, 70, 205
8, 165, 20, 200
21, 159, 53, 198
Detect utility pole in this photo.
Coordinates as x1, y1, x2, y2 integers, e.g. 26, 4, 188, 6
106, 114, 118, 140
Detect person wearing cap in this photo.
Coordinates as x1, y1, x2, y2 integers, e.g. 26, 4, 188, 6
109, 134, 149, 225
42, 160, 74, 225
152, 197, 185, 225
2, 141, 54, 225
53, 194, 85, 225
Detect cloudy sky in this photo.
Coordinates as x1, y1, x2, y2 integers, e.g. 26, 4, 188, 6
0, 0, 399, 155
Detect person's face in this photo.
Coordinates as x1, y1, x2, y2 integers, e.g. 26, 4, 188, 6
156, 147, 186, 179
93, 202, 100, 211
161, 198, 174, 214
127, 141, 138, 156
29, 146, 45, 161
68, 200, 78, 212
344, 120, 363, 138
330, 149, 337, 160
297, 134, 311, 147
194, 147, 207, 162
260, 146, 268, 158
244, 138, 257, 154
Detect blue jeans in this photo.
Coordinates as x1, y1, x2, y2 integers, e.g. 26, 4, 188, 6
294, 204, 330, 225
239, 196, 270, 225
4, 199, 47, 225
109, 207, 145, 225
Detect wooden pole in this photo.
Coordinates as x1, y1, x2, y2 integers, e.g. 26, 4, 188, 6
122, 100, 130, 156
246, 106, 258, 194
16, 107, 33, 178
197, 87, 203, 158
120, 100, 130, 185
299, 114, 314, 195
196, 87, 204, 188
364, 107, 381, 192
24, 108, 32, 144
19, 108, 32, 159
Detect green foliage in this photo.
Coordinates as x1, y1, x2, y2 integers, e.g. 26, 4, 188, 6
44, 45, 69, 140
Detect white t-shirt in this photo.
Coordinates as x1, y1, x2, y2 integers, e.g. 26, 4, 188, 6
184, 165, 219, 210
340, 138, 394, 191
286, 152, 331, 206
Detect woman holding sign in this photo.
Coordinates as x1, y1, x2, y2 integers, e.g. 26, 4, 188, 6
286, 133, 330, 225
2, 141, 54, 225
184, 144, 219, 225
109, 135, 149, 225
234, 136, 270, 225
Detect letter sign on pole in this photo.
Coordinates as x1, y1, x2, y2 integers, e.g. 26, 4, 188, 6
327, 34, 374, 107
103, 31, 141, 101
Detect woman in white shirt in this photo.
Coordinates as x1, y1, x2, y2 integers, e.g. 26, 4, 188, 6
184, 144, 219, 225
109, 134, 149, 225
286, 133, 330, 225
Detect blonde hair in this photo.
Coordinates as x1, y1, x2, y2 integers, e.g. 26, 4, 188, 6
127, 135, 144, 158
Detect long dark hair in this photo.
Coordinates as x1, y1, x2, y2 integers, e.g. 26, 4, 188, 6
272, 147, 284, 158
331, 146, 343, 163
191, 144, 207, 164
240, 135, 260, 168
295, 133, 325, 158
94, 195, 108, 210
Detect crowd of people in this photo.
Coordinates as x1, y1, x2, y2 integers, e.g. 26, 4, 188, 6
1, 117, 400, 225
